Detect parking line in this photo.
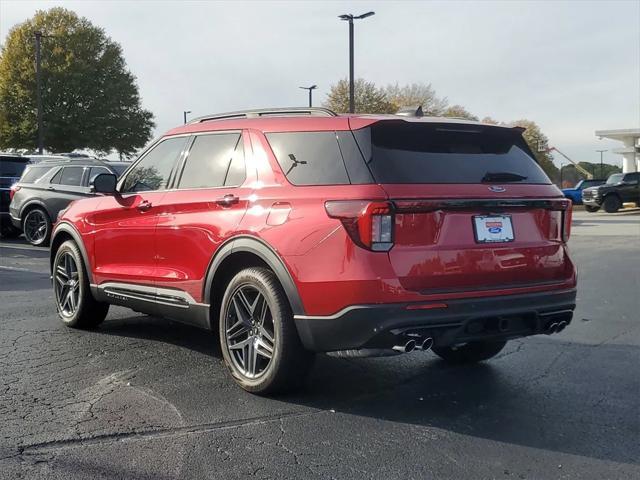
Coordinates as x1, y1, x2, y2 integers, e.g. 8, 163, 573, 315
0, 265, 48, 274
0, 243, 47, 252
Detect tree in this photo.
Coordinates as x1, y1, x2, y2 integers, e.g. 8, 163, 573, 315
383, 83, 447, 115
0, 8, 154, 157
508, 119, 559, 182
442, 104, 478, 121
324, 78, 394, 114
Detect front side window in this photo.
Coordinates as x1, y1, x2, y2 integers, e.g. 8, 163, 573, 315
623, 172, 639, 183
606, 173, 624, 185
58, 167, 85, 186
178, 133, 245, 189
121, 137, 187, 193
88, 167, 111, 184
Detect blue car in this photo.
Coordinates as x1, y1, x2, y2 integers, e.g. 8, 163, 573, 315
562, 179, 605, 204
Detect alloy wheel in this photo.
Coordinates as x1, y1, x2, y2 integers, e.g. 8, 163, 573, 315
24, 210, 48, 244
225, 285, 276, 379
54, 252, 81, 317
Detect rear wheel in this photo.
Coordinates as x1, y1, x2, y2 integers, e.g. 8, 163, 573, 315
584, 205, 600, 213
432, 340, 507, 364
53, 240, 109, 328
603, 195, 621, 213
22, 207, 51, 246
219, 267, 314, 394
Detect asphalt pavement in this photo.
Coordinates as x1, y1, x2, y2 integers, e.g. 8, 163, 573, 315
0, 209, 638, 479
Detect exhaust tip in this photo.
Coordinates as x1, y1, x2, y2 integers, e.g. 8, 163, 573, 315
421, 337, 434, 351
547, 322, 558, 334
556, 321, 568, 332
393, 340, 416, 353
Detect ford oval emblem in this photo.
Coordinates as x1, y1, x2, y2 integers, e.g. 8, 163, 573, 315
488, 186, 506, 193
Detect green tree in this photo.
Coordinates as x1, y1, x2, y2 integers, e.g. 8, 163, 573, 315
442, 104, 478, 121
508, 119, 559, 182
324, 78, 394, 114
0, 7, 154, 157
383, 83, 447, 115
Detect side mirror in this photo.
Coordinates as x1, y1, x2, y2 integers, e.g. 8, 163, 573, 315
92, 173, 117, 194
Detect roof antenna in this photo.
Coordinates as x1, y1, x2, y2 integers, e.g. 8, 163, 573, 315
396, 105, 424, 117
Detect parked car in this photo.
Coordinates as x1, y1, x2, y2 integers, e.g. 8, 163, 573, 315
9, 158, 130, 245
49, 107, 576, 393
582, 172, 640, 213
561, 179, 605, 206
0, 154, 31, 238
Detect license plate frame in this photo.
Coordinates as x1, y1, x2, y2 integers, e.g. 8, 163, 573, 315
473, 215, 515, 243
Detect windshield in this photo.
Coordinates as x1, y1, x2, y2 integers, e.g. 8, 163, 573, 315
606, 173, 624, 185
353, 121, 551, 184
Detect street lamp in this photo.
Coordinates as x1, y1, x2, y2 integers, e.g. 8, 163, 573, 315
338, 11, 375, 113
183, 110, 191, 124
299, 85, 318, 107
596, 149, 607, 178
559, 162, 564, 188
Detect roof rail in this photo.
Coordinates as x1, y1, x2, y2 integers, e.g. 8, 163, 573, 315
188, 107, 338, 124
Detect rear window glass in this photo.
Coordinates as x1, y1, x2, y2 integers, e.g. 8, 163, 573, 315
20, 166, 52, 183
59, 166, 84, 186
266, 132, 350, 186
0, 159, 28, 177
354, 121, 551, 184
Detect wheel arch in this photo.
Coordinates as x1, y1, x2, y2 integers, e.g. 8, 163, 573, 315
50, 222, 93, 284
204, 236, 305, 330
20, 199, 50, 221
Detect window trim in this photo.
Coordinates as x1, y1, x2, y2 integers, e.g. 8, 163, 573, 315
172, 130, 247, 191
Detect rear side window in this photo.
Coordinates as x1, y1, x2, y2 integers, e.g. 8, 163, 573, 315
0, 158, 27, 177
20, 166, 52, 183
266, 132, 351, 186
354, 121, 551, 184
58, 166, 85, 186
178, 133, 245, 189
121, 136, 188, 193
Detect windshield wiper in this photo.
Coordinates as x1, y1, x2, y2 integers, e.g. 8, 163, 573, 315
481, 172, 528, 183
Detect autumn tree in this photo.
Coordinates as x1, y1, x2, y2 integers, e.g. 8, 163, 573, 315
383, 83, 447, 115
0, 8, 154, 157
508, 119, 559, 182
442, 104, 478, 121
324, 78, 394, 114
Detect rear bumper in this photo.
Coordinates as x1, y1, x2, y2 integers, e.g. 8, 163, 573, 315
294, 288, 576, 352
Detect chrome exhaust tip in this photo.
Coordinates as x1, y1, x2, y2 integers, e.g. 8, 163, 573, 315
392, 340, 416, 353
547, 322, 558, 334
416, 337, 434, 351
556, 321, 568, 332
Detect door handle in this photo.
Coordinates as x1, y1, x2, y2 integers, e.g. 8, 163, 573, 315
137, 200, 152, 212
216, 194, 239, 207
47, 186, 56, 191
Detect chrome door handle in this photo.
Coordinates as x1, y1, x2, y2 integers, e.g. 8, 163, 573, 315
216, 194, 239, 207
137, 200, 152, 212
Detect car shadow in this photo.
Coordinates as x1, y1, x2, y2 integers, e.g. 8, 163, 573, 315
95, 314, 639, 466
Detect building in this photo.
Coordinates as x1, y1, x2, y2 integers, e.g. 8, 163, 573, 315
595, 128, 640, 173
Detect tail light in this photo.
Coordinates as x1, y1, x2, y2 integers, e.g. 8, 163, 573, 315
549, 198, 572, 242
9, 185, 20, 201
325, 200, 394, 251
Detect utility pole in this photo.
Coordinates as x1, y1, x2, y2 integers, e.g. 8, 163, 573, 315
596, 149, 607, 178
299, 85, 317, 107
559, 163, 564, 188
35, 31, 43, 154
339, 12, 375, 113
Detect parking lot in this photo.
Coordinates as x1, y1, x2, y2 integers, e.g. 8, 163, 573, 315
0, 209, 638, 480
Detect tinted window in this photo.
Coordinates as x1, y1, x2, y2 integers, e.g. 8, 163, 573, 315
20, 166, 52, 183
624, 173, 639, 183
178, 133, 245, 189
0, 158, 28, 176
88, 167, 111, 184
266, 132, 350, 185
121, 137, 187, 193
353, 121, 551, 184
59, 167, 84, 186
109, 164, 130, 176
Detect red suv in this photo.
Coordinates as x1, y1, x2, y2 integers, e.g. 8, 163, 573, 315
50, 108, 576, 393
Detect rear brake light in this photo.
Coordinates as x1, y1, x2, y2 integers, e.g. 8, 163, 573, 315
325, 200, 394, 251
9, 185, 20, 201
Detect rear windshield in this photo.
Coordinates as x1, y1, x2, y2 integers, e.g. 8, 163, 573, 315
20, 166, 53, 183
353, 121, 551, 184
0, 158, 28, 177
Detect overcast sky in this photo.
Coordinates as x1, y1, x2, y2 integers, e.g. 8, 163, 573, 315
2, 0, 639, 167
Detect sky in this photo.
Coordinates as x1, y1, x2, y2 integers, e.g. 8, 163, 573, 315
1, 0, 639, 167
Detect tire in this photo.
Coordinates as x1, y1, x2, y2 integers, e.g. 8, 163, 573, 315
584, 205, 600, 213
219, 267, 314, 394
0, 222, 21, 238
22, 207, 51, 246
603, 195, 621, 213
53, 240, 109, 329
432, 340, 507, 364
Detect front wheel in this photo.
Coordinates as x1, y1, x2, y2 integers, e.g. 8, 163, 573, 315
22, 207, 51, 246
53, 240, 109, 328
584, 205, 600, 213
603, 195, 621, 213
432, 340, 507, 364
219, 267, 314, 394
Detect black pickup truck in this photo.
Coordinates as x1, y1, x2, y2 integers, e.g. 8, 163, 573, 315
582, 172, 640, 213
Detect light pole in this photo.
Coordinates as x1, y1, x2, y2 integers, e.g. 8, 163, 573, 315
338, 11, 375, 113
183, 110, 191, 124
299, 85, 318, 107
559, 162, 564, 188
596, 149, 607, 178
34, 31, 43, 154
